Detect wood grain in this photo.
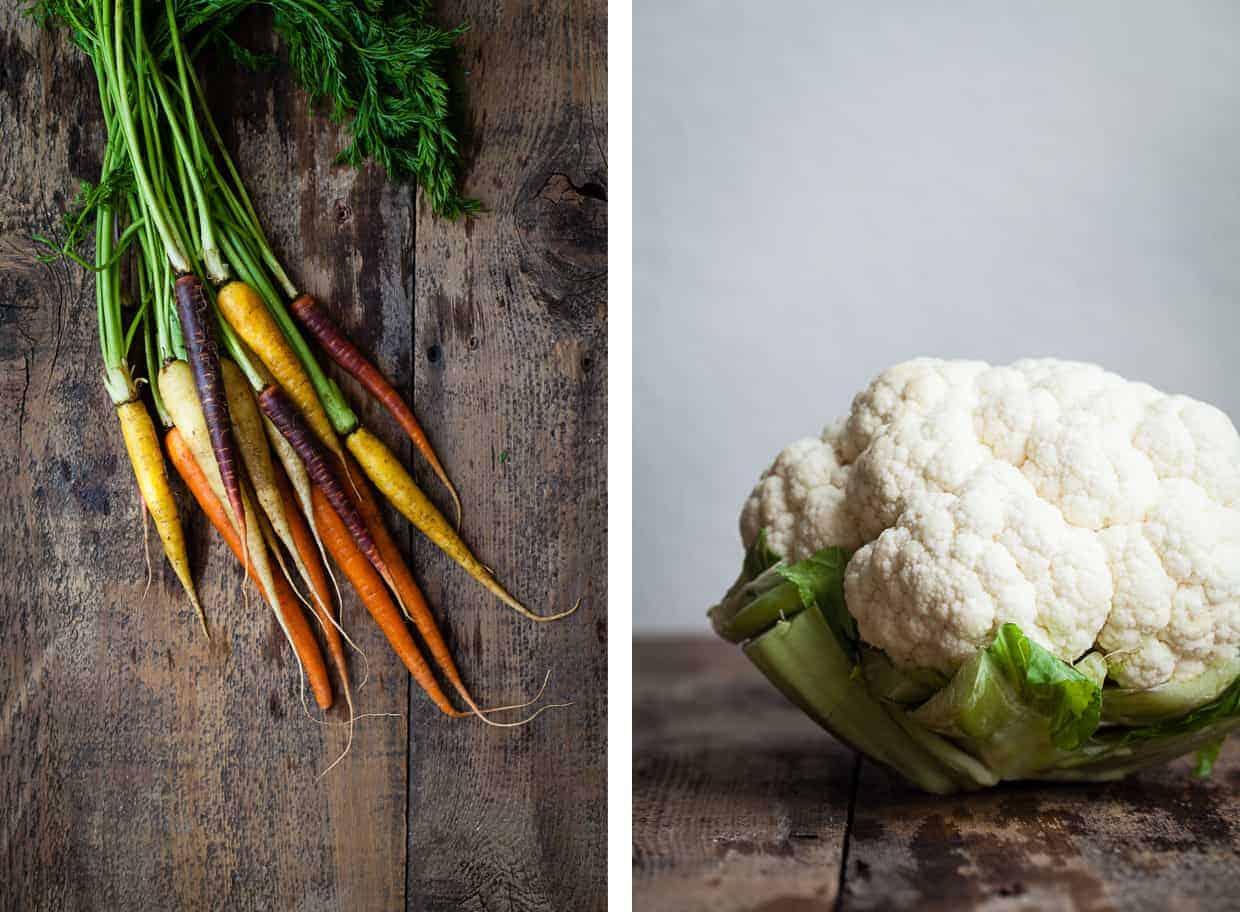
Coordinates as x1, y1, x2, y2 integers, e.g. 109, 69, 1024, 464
404, 2, 607, 909
841, 742, 1240, 911
0, 3, 605, 909
0, 10, 408, 910
634, 639, 854, 912
634, 637, 1240, 912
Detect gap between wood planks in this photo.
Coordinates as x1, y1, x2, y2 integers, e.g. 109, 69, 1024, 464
834, 753, 863, 912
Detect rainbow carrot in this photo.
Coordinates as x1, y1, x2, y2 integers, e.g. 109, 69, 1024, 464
310, 483, 462, 717
167, 428, 333, 709
290, 292, 461, 525
173, 274, 247, 554
257, 382, 400, 599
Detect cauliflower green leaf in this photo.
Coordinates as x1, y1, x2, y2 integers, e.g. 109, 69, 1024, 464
910, 624, 1102, 777
709, 538, 853, 647
718, 531, 1238, 792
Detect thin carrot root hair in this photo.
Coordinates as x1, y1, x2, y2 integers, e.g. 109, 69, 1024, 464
311, 708, 407, 780
301, 708, 402, 729
317, 669, 355, 780
455, 670, 574, 728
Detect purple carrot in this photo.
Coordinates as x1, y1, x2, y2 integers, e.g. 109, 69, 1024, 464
257, 382, 400, 597
289, 293, 462, 525
174, 274, 248, 548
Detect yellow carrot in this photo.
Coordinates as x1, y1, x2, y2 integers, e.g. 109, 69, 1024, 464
216, 280, 344, 461
116, 400, 205, 635
220, 359, 309, 592
167, 429, 333, 710
345, 426, 576, 622
161, 361, 266, 606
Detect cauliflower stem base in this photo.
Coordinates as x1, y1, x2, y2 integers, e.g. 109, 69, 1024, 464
713, 536, 1240, 794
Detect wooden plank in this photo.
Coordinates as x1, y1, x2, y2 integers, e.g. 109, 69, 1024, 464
841, 743, 1240, 911
208, 14, 415, 909
0, 11, 407, 910
405, 1, 607, 909
635, 639, 1240, 912
634, 638, 856, 912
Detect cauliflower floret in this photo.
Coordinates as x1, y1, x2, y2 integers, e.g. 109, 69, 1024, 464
738, 357, 1240, 686
1134, 396, 1240, 508
1098, 480, 1240, 687
840, 358, 987, 462
740, 420, 861, 559
845, 464, 1113, 674
847, 404, 991, 541
1017, 373, 1162, 530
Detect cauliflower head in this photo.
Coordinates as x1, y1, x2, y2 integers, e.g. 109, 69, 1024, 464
740, 358, 1240, 689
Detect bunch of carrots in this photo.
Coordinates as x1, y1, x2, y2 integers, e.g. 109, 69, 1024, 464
36, 0, 574, 747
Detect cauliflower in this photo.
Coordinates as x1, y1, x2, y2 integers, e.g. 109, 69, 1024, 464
739, 358, 1240, 689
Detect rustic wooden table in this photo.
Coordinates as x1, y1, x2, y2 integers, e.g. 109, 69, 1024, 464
635, 638, 1240, 912
0, 3, 605, 910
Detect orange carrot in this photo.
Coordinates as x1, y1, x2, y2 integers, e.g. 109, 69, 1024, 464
276, 466, 351, 696
310, 483, 462, 717
341, 453, 479, 713
167, 428, 333, 710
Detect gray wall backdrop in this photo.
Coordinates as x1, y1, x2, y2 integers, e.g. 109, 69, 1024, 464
634, 1, 1240, 633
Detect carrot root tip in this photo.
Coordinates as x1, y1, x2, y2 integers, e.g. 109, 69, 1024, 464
462, 670, 574, 728
514, 594, 582, 624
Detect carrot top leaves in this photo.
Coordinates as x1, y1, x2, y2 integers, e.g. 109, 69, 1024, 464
170, 0, 478, 218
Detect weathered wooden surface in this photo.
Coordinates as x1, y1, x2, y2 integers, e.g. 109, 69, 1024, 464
405, 1, 606, 909
634, 640, 854, 912
634, 637, 1240, 912
0, 0, 605, 908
